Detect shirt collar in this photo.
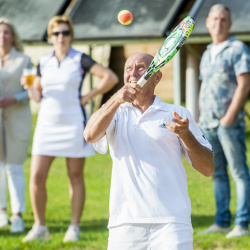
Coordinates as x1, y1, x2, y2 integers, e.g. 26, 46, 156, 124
207, 36, 235, 50
8, 47, 17, 59
151, 95, 166, 109
121, 95, 168, 111
48, 46, 75, 59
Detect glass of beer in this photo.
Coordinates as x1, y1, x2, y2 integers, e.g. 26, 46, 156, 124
23, 68, 36, 87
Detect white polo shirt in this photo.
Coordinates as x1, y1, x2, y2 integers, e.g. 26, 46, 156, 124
94, 96, 212, 228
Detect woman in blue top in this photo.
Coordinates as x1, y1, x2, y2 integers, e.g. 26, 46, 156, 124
21, 16, 118, 243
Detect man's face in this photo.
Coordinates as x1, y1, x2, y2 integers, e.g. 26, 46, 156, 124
206, 9, 231, 41
124, 53, 152, 85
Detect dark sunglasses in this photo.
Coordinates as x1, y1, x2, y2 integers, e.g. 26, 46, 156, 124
52, 30, 71, 37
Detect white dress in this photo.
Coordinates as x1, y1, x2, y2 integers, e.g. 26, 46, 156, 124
32, 47, 95, 158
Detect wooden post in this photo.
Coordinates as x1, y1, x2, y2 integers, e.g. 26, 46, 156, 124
185, 50, 199, 117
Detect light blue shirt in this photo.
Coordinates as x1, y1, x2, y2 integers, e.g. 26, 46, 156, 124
199, 37, 250, 129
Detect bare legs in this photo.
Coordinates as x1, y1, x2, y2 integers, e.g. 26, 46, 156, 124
66, 157, 85, 225
29, 155, 85, 226
30, 155, 54, 225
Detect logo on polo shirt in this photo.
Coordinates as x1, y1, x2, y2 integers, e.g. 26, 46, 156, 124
159, 123, 167, 129
202, 134, 207, 140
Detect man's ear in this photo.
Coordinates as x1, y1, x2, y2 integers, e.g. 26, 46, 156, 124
155, 71, 162, 86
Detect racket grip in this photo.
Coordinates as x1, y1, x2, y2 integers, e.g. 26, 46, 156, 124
137, 77, 147, 87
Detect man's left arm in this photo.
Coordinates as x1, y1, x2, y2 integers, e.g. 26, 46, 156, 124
220, 73, 250, 125
166, 112, 214, 177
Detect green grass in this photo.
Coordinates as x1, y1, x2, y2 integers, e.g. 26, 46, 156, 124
1, 107, 250, 249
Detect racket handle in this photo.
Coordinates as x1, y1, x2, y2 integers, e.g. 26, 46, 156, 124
137, 77, 147, 87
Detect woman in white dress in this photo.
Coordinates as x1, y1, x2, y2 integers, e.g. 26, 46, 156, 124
21, 16, 118, 243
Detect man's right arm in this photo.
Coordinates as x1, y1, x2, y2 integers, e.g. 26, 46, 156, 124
84, 83, 142, 143
84, 93, 121, 143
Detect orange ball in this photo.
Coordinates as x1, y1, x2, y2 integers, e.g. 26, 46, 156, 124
117, 10, 133, 25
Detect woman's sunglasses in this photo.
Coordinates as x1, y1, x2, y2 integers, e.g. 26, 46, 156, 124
52, 30, 71, 37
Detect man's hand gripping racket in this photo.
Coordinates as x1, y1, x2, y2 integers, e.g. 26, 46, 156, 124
137, 16, 195, 87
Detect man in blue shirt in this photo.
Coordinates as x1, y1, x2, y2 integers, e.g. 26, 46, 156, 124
198, 4, 250, 238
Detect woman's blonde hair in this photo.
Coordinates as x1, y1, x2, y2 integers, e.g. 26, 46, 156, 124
0, 17, 23, 52
47, 16, 74, 39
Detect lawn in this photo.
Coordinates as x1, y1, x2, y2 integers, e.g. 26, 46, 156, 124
1, 109, 250, 249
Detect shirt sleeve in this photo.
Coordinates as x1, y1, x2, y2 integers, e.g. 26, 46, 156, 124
81, 53, 97, 72
93, 135, 109, 154
14, 58, 33, 103
199, 50, 208, 81
199, 55, 204, 81
93, 109, 117, 154
37, 63, 41, 77
14, 90, 29, 103
233, 42, 250, 76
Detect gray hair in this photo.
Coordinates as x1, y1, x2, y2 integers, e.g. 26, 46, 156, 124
208, 4, 231, 20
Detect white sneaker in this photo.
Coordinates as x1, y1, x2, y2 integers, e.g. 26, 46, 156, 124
22, 224, 50, 242
198, 224, 231, 235
10, 215, 25, 233
63, 225, 80, 243
0, 210, 8, 227
226, 226, 250, 238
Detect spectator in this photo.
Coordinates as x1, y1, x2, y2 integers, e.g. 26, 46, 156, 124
198, 4, 250, 238
84, 52, 214, 249
21, 16, 118, 243
0, 18, 32, 233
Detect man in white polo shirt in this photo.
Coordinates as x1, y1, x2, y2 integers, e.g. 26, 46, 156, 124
84, 53, 214, 249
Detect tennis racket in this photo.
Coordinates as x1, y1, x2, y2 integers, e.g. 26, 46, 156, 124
137, 16, 195, 87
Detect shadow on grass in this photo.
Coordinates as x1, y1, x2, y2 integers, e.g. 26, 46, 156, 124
0, 228, 25, 238
81, 219, 108, 232
191, 215, 214, 228
192, 214, 237, 230
0, 218, 109, 242
0, 215, 214, 237
246, 129, 250, 138
47, 219, 108, 233
0, 218, 108, 231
